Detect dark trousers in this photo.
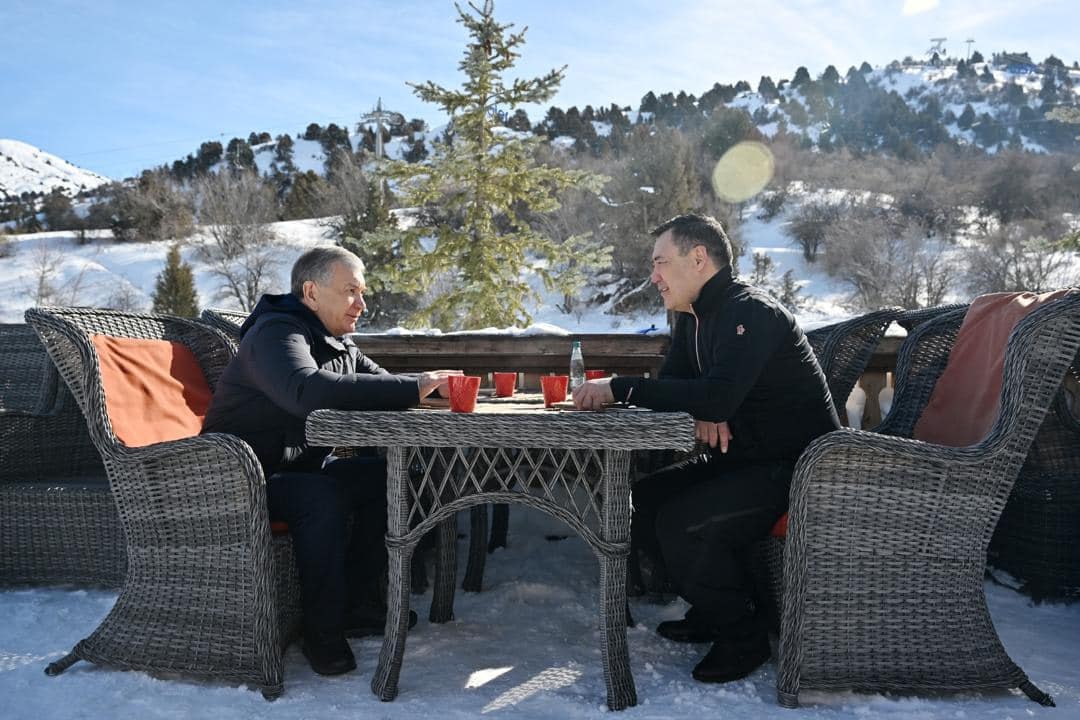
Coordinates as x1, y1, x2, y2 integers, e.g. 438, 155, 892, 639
267, 454, 388, 639
631, 453, 791, 629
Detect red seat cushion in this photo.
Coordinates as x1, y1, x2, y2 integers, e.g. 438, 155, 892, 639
270, 521, 290, 536
770, 512, 788, 537
91, 335, 212, 447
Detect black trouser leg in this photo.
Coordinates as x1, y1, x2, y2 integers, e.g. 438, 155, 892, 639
653, 460, 791, 631
267, 469, 349, 639
631, 455, 714, 595
325, 455, 389, 609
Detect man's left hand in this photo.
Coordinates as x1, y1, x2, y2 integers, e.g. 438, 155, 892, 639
695, 420, 732, 453
572, 377, 615, 410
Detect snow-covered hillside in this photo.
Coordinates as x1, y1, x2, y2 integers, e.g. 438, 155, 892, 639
0, 139, 111, 200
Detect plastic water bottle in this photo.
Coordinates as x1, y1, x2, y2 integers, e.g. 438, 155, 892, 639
569, 341, 585, 391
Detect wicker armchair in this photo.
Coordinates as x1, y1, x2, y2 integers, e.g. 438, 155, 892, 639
775, 293, 1080, 708
25, 307, 302, 699
0, 324, 122, 587
804, 307, 903, 418
894, 303, 967, 333
199, 307, 248, 341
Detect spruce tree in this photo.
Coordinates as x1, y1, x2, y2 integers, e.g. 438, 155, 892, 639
152, 244, 199, 316
381, 0, 608, 329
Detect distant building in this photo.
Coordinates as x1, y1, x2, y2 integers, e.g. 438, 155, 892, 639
998, 53, 1039, 75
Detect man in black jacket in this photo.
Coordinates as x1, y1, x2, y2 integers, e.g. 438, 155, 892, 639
573, 214, 839, 683
203, 246, 459, 676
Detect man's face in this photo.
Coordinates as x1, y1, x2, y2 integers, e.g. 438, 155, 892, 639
304, 261, 367, 337
650, 231, 708, 312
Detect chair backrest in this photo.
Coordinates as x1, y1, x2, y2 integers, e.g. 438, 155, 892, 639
0, 324, 61, 415
805, 307, 902, 415
0, 323, 104, 481
894, 303, 967, 333
24, 307, 236, 455
879, 293, 1080, 468
199, 308, 248, 341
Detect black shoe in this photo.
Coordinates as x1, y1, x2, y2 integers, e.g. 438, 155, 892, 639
301, 634, 357, 676
691, 632, 771, 683
656, 618, 724, 644
344, 604, 418, 638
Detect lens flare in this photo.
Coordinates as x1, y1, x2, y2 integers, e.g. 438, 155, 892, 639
711, 140, 775, 203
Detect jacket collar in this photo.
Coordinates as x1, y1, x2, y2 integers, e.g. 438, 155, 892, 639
689, 265, 734, 317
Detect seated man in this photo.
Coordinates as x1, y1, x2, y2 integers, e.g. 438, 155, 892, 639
573, 214, 839, 683
202, 246, 459, 676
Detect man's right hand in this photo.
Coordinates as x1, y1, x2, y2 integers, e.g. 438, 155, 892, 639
418, 370, 463, 399
695, 420, 732, 453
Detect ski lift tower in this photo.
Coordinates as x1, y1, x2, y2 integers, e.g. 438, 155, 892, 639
927, 37, 947, 65
965, 38, 975, 62
359, 98, 405, 161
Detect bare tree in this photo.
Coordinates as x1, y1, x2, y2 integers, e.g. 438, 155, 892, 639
823, 208, 959, 310
23, 241, 96, 306
193, 172, 281, 310
965, 221, 1077, 294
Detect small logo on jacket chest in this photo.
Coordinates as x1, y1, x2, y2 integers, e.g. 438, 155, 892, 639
736, 324, 746, 335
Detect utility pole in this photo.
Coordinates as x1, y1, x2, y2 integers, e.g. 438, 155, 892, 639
965, 38, 975, 62
359, 98, 404, 162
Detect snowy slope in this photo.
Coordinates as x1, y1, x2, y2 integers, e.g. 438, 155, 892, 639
2, 515, 1078, 720
0, 139, 112, 200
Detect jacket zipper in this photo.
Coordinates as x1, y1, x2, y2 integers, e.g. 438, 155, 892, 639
689, 305, 702, 373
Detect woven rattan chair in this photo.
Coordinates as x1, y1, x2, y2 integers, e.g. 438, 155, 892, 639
198, 307, 248, 340
0, 324, 122, 587
804, 307, 903, 418
775, 293, 1080, 708
25, 307, 302, 699
894, 303, 967, 333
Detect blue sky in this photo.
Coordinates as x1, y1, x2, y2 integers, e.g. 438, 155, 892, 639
2, 0, 1075, 180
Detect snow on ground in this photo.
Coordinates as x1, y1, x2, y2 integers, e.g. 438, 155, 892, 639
2, 507, 1077, 719
0, 139, 112, 200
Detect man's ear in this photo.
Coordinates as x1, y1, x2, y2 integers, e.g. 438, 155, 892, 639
302, 280, 319, 305
693, 245, 708, 269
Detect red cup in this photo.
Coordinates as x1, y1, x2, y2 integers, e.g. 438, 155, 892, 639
540, 375, 569, 407
493, 372, 517, 397
585, 370, 607, 381
448, 375, 481, 413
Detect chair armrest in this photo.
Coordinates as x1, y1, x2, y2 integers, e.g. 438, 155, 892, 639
786, 428, 1006, 560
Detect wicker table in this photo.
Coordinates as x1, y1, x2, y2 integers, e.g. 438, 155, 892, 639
306, 397, 694, 710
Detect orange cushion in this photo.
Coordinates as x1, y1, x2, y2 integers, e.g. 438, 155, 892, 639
270, 521, 290, 536
770, 513, 788, 537
912, 290, 1074, 447
91, 335, 213, 447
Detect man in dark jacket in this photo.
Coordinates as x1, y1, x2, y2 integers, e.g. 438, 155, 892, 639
573, 214, 839, 683
203, 246, 458, 677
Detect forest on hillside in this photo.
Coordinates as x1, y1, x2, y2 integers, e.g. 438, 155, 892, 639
2, 3, 1078, 328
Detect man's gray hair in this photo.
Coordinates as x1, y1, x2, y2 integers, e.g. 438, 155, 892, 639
290, 246, 366, 296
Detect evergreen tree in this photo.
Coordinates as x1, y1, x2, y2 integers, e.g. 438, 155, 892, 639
859, 61, 873, 74
970, 50, 984, 64
820, 65, 841, 85
791, 66, 811, 87
225, 137, 256, 173
957, 103, 977, 129
152, 243, 199, 316
980, 65, 995, 83
757, 75, 778, 100
381, 0, 608, 329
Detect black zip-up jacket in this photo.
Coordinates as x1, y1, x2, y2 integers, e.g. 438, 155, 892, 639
201, 293, 420, 475
611, 267, 839, 463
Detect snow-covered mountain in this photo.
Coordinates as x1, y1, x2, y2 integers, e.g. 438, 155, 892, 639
0, 139, 112, 200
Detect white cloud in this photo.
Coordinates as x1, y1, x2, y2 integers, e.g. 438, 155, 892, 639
902, 0, 940, 15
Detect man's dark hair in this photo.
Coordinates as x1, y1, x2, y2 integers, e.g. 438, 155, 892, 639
651, 214, 733, 269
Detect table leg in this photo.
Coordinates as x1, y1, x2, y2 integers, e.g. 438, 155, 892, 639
430, 517, 457, 623
599, 449, 637, 710
462, 505, 488, 592
372, 446, 413, 702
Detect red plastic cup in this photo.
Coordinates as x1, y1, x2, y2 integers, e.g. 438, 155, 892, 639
585, 370, 607, 381
493, 372, 517, 397
448, 375, 481, 413
540, 375, 569, 407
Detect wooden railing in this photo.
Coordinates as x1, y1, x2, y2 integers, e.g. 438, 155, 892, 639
355, 332, 906, 429
356, 333, 671, 391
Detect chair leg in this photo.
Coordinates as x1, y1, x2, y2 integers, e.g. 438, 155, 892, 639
462, 505, 487, 592
429, 517, 457, 623
1019, 679, 1055, 707
489, 503, 509, 552
44, 649, 82, 676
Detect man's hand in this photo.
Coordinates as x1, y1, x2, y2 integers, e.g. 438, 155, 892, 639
418, 369, 463, 399
695, 420, 732, 453
572, 377, 615, 410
